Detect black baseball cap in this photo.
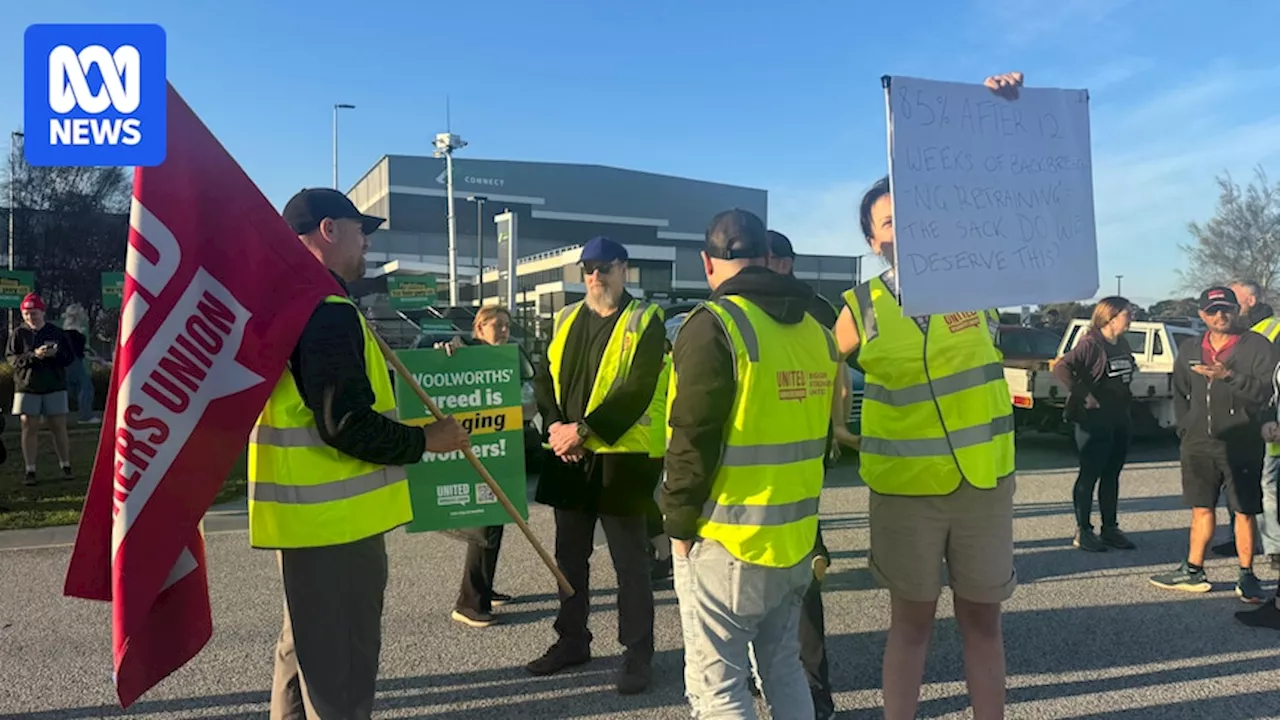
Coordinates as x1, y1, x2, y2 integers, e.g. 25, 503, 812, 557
705, 209, 769, 260
1199, 286, 1240, 312
766, 230, 796, 259
283, 188, 385, 236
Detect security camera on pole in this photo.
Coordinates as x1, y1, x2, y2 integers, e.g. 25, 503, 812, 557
433, 132, 467, 306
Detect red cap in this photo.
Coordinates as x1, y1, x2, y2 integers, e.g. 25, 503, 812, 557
20, 293, 45, 312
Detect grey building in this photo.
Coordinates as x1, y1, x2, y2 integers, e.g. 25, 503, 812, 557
347, 155, 861, 328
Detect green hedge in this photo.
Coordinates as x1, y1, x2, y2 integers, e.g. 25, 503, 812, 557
0, 363, 112, 413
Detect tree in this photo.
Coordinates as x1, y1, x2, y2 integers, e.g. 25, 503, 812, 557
1, 132, 129, 344
1039, 301, 1094, 320
1178, 166, 1280, 296
1148, 297, 1200, 319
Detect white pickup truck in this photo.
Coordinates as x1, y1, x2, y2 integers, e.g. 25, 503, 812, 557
1003, 319, 1201, 435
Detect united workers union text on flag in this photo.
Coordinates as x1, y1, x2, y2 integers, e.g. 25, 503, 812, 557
63, 84, 341, 707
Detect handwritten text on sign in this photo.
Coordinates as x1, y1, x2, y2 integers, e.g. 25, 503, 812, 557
887, 76, 1099, 316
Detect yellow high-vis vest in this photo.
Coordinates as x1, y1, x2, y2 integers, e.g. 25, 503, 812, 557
844, 276, 1015, 496
547, 299, 664, 455
667, 295, 838, 568
649, 353, 672, 458
1249, 316, 1280, 457
248, 295, 413, 549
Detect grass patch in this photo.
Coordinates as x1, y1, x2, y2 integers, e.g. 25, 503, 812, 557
0, 423, 248, 531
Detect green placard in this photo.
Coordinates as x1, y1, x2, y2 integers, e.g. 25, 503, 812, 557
395, 344, 528, 532
0, 271, 34, 309
387, 276, 438, 309
102, 272, 125, 309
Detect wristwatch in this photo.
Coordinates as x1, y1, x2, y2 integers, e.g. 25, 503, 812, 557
576, 423, 591, 440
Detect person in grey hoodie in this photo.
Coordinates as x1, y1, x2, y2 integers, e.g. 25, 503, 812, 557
1052, 297, 1138, 552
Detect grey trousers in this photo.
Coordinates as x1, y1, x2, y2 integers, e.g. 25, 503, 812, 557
270, 533, 389, 720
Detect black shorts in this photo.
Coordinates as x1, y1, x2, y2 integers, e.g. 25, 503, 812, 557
1180, 448, 1263, 515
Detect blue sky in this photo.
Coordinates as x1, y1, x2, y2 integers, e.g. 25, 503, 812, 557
3, 0, 1279, 307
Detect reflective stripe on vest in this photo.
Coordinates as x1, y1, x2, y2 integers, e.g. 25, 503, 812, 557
667, 295, 837, 568
247, 295, 413, 549
843, 278, 1015, 495
547, 299, 663, 454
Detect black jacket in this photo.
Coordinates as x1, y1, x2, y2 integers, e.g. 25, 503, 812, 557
1173, 331, 1278, 453
660, 266, 831, 540
289, 272, 425, 466
533, 295, 667, 516
6, 323, 74, 394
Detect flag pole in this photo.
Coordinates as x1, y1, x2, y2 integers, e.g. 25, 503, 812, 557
373, 333, 575, 597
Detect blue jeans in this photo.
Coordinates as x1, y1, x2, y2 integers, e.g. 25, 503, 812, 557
66, 358, 94, 422
673, 538, 814, 720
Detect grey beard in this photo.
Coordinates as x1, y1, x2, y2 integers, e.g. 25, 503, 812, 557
586, 287, 621, 314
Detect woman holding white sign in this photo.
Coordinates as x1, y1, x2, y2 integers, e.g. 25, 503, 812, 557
831, 72, 1023, 720
434, 305, 518, 628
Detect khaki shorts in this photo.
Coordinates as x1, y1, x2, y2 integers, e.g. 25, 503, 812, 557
868, 475, 1017, 604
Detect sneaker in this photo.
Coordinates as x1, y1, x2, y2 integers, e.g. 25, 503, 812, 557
615, 653, 652, 695
491, 592, 514, 607
1236, 599, 1280, 629
61, 465, 72, 479
1149, 561, 1212, 593
1211, 540, 1237, 558
526, 643, 591, 676
1236, 571, 1266, 604
22, 471, 36, 487
1073, 528, 1108, 552
1100, 527, 1136, 550
450, 608, 497, 628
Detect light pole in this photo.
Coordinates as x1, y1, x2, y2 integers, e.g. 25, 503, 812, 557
7, 131, 22, 330
468, 195, 487, 303
1116, 274, 1123, 295
332, 104, 355, 190
434, 132, 467, 306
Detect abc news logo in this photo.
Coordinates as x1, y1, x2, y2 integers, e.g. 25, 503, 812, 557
48, 44, 143, 147
23, 24, 167, 167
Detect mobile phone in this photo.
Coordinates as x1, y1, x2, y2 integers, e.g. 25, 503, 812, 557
1188, 360, 1203, 366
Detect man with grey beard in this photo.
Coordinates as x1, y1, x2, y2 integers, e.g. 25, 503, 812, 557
529, 236, 667, 695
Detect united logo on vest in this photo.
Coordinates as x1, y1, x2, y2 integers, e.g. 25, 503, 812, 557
844, 277, 1016, 496
666, 296, 838, 568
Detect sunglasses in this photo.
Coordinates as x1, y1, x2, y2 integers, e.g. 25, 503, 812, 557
581, 261, 616, 276
1203, 306, 1237, 317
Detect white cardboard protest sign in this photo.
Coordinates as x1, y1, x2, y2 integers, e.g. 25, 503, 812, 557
884, 75, 1099, 316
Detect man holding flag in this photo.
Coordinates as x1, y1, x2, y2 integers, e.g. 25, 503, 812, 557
63, 88, 468, 719
257, 188, 470, 719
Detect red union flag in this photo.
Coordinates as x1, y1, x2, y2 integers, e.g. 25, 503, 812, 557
63, 84, 342, 707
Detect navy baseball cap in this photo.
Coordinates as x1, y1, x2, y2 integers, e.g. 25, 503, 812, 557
283, 188, 385, 236
766, 230, 796, 259
579, 236, 629, 264
705, 209, 769, 260
1199, 286, 1239, 312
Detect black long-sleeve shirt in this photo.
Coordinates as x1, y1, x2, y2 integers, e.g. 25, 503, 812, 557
533, 294, 667, 445
289, 274, 425, 466
6, 323, 74, 394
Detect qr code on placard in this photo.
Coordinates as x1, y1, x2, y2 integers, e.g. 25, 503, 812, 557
475, 483, 498, 505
